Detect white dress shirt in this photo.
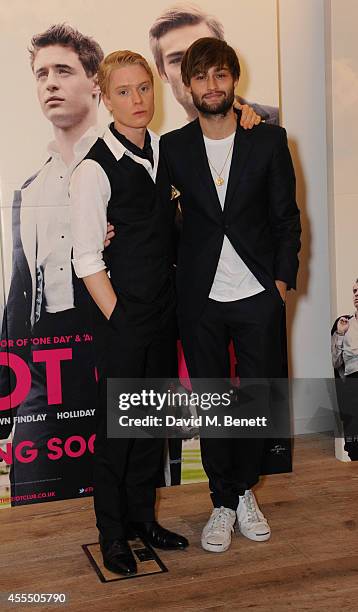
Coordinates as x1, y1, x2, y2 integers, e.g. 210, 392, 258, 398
204, 132, 264, 302
70, 126, 159, 279
20, 126, 100, 314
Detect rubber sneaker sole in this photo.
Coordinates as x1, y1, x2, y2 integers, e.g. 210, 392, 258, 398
201, 536, 232, 552
237, 524, 271, 542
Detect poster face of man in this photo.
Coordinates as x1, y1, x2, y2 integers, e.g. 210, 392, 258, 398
34, 45, 99, 129
156, 22, 216, 117
148, 4, 279, 126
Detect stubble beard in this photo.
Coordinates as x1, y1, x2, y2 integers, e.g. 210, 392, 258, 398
191, 88, 235, 117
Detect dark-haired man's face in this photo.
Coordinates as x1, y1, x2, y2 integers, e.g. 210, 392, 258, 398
157, 23, 214, 118
33, 44, 99, 129
188, 66, 236, 117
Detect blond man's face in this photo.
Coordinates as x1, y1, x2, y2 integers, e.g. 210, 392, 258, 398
103, 64, 154, 130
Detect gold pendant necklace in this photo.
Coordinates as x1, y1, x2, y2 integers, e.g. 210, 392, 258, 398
207, 139, 234, 187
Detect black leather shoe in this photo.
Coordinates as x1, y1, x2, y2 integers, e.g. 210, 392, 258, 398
129, 520, 189, 550
99, 535, 137, 575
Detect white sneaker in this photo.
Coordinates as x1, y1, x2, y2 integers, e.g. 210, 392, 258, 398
201, 506, 236, 552
237, 490, 271, 542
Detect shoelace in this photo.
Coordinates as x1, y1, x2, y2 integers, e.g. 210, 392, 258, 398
209, 507, 235, 534
242, 492, 262, 524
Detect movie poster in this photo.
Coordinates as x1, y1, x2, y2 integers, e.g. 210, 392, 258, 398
0, 0, 280, 507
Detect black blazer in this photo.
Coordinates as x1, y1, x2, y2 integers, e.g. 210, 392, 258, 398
158, 113, 301, 323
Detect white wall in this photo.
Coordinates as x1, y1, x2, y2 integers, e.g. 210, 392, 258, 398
327, 0, 358, 315
278, 0, 335, 433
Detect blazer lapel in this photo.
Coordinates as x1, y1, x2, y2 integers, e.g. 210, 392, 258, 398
224, 124, 254, 211
186, 120, 223, 217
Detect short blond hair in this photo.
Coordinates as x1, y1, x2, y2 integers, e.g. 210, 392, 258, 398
98, 50, 154, 96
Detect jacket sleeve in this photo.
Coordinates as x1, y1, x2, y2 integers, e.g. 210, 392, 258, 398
268, 128, 301, 289
236, 96, 280, 126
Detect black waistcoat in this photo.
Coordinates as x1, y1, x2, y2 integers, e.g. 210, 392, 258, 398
84, 137, 173, 303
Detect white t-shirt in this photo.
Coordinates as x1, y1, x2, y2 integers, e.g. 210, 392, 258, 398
203, 132, 264, 302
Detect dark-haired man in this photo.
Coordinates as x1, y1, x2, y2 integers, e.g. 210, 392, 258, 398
0, 24, 103, 504
158, 37, 301, 552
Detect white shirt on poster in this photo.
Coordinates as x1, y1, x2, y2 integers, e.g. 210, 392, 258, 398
20, 126, 100, 314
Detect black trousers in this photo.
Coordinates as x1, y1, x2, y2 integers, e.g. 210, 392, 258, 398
180, 289, 285, 510
92, 283, 176, 540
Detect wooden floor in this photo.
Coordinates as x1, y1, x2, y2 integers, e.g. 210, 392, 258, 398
1, 433, 358, 611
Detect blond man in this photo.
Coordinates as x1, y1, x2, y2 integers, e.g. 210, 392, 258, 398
70, 50, 188, 576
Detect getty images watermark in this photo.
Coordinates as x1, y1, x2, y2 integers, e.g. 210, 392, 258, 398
117, 387, 268, 428
106, 378, 291, 439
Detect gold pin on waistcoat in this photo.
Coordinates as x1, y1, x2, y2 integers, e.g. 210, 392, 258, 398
171, 185, 181, 200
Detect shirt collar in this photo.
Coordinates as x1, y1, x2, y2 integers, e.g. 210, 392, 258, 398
102, 125, 126, 161
47, 125, 103, 161
102, 124, 159, 162
109, 122, 153, 164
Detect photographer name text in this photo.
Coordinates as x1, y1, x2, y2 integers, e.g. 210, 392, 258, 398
118, 415, 267, 428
